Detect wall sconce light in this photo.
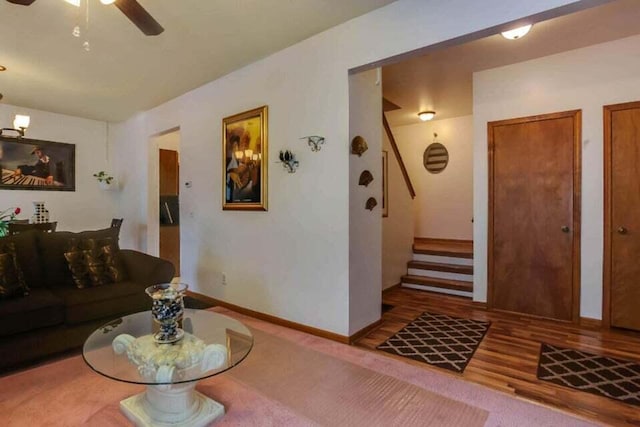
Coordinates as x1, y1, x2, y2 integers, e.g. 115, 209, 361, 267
300, 135, 325, 152
0, 114, 30, 138
418, 111, 436, 121
278, 150, 299, 173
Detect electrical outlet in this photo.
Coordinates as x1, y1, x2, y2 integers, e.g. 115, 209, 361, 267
221, 273, 227, 286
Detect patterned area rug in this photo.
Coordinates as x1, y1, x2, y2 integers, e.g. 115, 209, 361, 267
377, 312, 490, 373
537, 343, 640, 406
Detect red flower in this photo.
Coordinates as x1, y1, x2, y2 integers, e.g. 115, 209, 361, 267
14, 207, 21, 215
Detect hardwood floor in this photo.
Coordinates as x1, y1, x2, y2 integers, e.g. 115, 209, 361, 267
356, 287, 640, 426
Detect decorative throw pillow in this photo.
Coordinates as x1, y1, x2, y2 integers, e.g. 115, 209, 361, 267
84, 247, 112, 287
101, 243, 127, 283
64, 247, 90, 289
0, 243, 29, 299
64, 237, 127, 288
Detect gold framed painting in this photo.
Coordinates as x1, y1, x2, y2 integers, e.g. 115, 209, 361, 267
382, 150, 389, 217
222, 106, 268, 211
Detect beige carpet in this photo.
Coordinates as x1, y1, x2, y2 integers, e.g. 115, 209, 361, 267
229, 329, 488, 426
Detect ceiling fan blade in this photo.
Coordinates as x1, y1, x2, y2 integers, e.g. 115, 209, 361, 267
114, 0, 164, 36
6, 0, 37, 5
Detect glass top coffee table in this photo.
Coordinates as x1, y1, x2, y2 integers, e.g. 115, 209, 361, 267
83, 309, 253, 426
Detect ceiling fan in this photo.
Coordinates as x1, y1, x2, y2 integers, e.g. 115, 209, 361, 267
6, 0, 164, 36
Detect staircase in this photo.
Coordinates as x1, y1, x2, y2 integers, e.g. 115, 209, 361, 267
401, 238, 473, 298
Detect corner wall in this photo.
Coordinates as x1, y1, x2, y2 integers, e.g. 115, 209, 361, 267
382, 128, 414, 290
0, 103, 116, 232
393, 115, 474, 240
473, 34, 640, 319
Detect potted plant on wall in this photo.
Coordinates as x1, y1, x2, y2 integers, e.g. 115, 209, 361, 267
93, 171, 116, 191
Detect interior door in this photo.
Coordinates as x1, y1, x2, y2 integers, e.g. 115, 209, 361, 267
605, 101, 640, 331
159, 149, 180, 276
488, 110, 581, 322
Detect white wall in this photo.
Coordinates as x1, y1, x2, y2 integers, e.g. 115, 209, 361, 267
393, 115, 474, 240
473, 34, 640, 319
110, 0, 589, 336
349, 69, 382, 334
382, 129, 414, 290
0, 103, 116, 232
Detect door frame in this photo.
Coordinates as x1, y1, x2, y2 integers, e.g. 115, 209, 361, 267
602, 101, 640, 328
487, 110, 582, 323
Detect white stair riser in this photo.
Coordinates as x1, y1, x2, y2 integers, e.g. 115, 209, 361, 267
412, 253, 473, 265
401, 283, 473, 298
407, 269, 473, 282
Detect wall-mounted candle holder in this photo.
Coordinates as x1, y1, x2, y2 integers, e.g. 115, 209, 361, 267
278, 150, 299, 173
301, 135, 325, 152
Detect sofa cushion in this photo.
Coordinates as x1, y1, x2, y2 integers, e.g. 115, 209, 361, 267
0, 231, 43, 289
51, 281, 148, 324
38, 228, 120, 288
0, 288, 64, 336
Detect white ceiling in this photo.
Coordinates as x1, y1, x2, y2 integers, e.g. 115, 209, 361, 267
0, 0, 396, 122
383, 0, 640, 127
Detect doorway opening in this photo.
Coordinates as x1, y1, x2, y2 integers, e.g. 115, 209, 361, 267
149, 128, 181, 279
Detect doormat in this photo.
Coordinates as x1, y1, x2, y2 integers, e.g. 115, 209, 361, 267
377, 312, 490, 373
381, 303, 394, 314
537, 343, 640, 406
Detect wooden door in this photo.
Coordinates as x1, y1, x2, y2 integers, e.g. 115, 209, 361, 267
604, 101, 640, 331
159, 149, 180, 276
488, 110, 581, 322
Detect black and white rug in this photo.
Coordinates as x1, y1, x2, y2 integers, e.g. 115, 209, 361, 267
377, 312, 490, 373
537, 343, 640, 406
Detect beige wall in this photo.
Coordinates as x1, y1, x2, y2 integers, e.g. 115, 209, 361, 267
382, 129, 414, 290
110, 0, 591, 336
393, 115, 474, 240
473, 34, 640, 319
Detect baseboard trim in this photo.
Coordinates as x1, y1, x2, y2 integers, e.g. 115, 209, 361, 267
580, 317, 603, 329
349, 318, 384, 344
471, 300, 487, 309
382, 283, 401, 294
415, 237, 474, 246
186, 291, 352, 344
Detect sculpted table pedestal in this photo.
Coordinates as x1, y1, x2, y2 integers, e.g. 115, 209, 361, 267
83, 310, 253, 427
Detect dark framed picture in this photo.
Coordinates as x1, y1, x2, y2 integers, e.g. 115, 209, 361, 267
382, 150, 389, 217
0, 136, 75, 191
222, 106, 268, 211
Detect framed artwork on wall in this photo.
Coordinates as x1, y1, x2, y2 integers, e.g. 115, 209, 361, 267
0, 136, 76, 191
222, 106, 268, 211
382, 150, 389, 217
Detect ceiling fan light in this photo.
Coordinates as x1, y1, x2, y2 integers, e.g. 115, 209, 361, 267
100, 0, 116, 4
64, 0, 81, 7
418, 111, 436, 121
501, 24, 532, 40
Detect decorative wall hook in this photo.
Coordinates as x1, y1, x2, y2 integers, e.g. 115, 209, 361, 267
301, 136, 325, 152
278, 150, 299, 173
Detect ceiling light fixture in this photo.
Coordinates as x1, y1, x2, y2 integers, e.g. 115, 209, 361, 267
418, 111, 436, 121
501, 24, 532, 40
64, 0, 81, 6
100, 0, 116, 4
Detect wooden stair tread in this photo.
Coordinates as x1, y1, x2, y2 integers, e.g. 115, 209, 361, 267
401, 275, 473, 292
408, 260, 473, 274
413, 245, 473, 258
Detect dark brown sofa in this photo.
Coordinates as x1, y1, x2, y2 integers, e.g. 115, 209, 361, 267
0, 228, 175, 372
